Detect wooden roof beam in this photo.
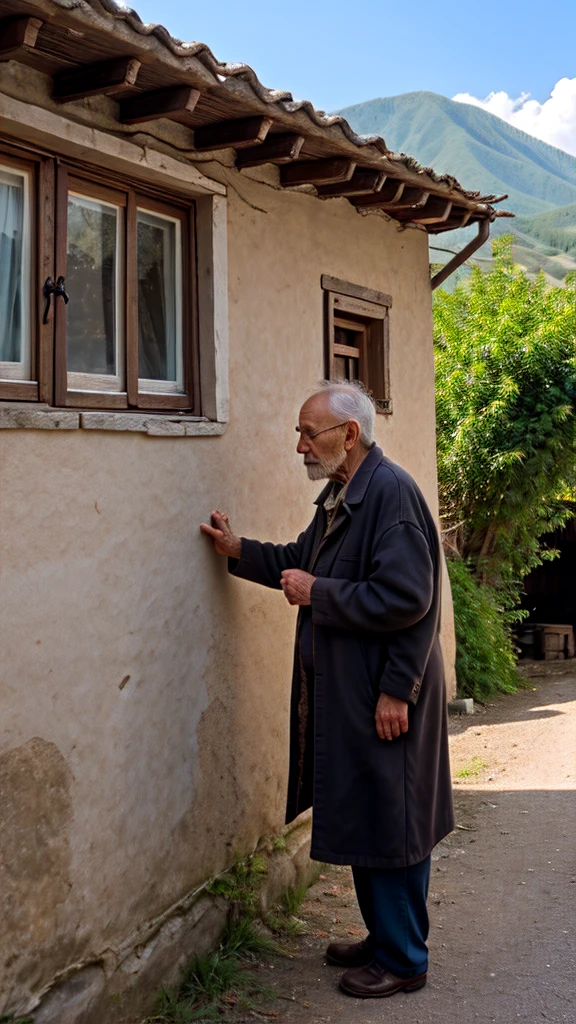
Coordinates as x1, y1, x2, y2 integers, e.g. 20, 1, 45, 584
352, 181, 405, 208
428, 208, 473, 233
376, 187, 430, 212
316, 170, 387, 198
119, 86, 201, 124
236, 134, 305, 168
395, 198, 453, 225
280, 158, 356, 187
193, 116, 274, 151
0, 16, 43, 61
53, 56, 141, 102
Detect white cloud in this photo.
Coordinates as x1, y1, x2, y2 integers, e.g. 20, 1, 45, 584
452, 78, 576, 156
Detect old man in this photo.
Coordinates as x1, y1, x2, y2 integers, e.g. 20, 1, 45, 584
200, 381, 453, 998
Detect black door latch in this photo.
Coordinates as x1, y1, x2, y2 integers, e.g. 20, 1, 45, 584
43, 276, 69, 324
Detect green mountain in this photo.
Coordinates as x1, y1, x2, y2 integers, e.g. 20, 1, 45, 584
514, 204, 576, 253
337, 92, 576, 284
337, 92, 576, 216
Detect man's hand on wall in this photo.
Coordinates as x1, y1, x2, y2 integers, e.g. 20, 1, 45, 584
375, 693, 409, 741
200, 510, 242, 559
280, 569, 316, 606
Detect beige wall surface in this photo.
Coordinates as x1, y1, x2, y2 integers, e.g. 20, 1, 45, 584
0, 171, 453, 1012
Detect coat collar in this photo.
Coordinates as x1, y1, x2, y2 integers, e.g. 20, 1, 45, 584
313, 445, 383, 508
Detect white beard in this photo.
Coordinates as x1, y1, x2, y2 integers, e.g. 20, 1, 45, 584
305, 449, 346, 480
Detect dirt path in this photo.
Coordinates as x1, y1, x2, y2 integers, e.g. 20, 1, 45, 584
264, 662, 576, 1024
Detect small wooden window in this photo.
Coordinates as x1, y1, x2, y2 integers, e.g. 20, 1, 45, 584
55, 168, 196, 410
322, 274, 392, 413
58, 177, 127, 404
129, 195, 195, 410
0, 139, 199, 414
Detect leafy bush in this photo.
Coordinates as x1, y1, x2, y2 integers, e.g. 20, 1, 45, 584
447, 558, 520, 701
434, 238, 576, 605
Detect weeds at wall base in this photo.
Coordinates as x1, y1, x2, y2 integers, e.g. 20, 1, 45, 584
144, 856, 314, 1023
145, 916, 283, 1023
205, 854, 268, 911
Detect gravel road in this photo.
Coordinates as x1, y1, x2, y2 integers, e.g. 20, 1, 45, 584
265, 661, 576, 1024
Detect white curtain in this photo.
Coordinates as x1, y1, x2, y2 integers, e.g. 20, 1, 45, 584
0, 176, 24, 364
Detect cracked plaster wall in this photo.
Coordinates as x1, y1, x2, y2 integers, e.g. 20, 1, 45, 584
0, 165, 455, 1015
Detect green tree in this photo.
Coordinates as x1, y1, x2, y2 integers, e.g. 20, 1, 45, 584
434, 237, 576, 604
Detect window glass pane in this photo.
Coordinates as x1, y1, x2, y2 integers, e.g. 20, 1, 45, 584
0, 166, 30, 375
335, 326, 359, 348
137, 209, 182, 388
67, 194, 120, 377
348, 357, 360, 380
334, 355, 347, 379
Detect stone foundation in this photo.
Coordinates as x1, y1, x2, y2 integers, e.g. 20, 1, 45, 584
29, 816, 318, 1024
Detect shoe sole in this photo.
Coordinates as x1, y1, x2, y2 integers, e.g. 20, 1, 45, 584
339, 975, 427, 998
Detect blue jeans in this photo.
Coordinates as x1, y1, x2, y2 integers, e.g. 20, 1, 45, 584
352, 855, 431, 977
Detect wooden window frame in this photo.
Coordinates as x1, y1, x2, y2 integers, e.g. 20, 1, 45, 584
128, 193, 198, 411
55, 169, 128, 409
321, 274, 392, 414
0, 144, 54, 403
0, 139, 200, 414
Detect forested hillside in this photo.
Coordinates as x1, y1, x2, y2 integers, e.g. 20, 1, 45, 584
337, 92, 576, 216
515, 205, 576, 253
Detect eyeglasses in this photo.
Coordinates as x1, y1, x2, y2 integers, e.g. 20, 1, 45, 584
295, 421, 349, 441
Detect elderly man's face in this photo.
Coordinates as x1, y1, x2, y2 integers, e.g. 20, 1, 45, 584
296, 394, 349, 481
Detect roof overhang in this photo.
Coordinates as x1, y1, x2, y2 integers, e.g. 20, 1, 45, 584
0, 0, 512, 232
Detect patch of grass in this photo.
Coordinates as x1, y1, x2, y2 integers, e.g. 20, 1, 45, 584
0, 1016, 35, 1024
263, 884, 309, 939
206, 855, 267, 913
264, 910, 305, 938
145, 918, 277, 1024
455, 757, 489, 779
222, 916, 281, 961
280, 884, 308, 918
268, 835, 287, 853
143, 846, 314, 1023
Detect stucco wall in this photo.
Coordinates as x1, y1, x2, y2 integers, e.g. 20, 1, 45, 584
0, 167, 454, 1013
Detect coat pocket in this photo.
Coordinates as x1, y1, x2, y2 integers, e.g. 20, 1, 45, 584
359, 638, 389, 704
334, 555, 363, 581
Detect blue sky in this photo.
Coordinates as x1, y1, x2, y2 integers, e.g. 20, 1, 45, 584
126, 0, 575, 113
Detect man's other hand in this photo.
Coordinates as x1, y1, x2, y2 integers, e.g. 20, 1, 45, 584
200, 510, 242, 559
280, 569, 316, 606
375, 693, 409, 741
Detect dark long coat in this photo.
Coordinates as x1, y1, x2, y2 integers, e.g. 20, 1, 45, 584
230, 446, 454, 868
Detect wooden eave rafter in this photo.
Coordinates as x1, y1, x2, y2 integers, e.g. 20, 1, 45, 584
119, 86, 201, 124
53, 56, 141, 101
235, 134, 305, 167
193, 115, 273, 151
427, 208, 473, 233
280, 158, 356, 186
394, 197, 453, 225
316, 170, 387, 198
0, 14, 42, 59
0, 0, 503, 231
352, 181, 406, 208
363, 186, 429, 211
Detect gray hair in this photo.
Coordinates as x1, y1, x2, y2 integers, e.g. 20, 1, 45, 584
315, 380, 376, 449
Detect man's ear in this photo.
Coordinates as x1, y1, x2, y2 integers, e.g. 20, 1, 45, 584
344, 419, 362, 450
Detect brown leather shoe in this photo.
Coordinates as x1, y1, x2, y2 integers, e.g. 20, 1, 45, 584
325, 938, 373, 967
339, 961, 427, 998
